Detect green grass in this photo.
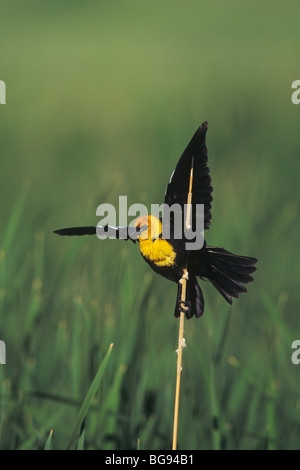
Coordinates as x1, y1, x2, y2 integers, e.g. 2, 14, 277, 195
1, 0, 300, 450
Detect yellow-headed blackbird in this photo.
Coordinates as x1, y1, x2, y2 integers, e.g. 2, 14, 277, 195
54, 122, 257, 319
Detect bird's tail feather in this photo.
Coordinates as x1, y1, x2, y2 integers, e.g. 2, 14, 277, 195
205, 247, 257, 304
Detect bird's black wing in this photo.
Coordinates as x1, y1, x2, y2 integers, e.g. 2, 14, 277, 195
54, 225, 137, 242
164, 121, 213, 233
54, 226, 97, 236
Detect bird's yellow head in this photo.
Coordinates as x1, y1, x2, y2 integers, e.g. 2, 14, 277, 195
134, 215, 162, 240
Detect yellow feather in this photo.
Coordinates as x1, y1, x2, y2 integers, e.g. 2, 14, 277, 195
135, 215, 176, 267
139, 238, 176, 267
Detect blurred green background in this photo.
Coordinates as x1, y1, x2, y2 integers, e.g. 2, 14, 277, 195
1, 0, 300, 450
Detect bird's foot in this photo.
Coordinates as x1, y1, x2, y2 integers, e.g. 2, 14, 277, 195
178, 300, 191, 314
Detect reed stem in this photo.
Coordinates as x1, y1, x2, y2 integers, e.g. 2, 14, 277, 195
172, 269, 188, 450
172, 155, 194, 450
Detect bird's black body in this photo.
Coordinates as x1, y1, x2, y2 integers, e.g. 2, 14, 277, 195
54, 122, 257, 319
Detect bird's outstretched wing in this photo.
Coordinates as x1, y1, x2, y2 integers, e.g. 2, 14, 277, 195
54, 225, 137, 242
54, 226, 97, 236
164, 121, 213, 232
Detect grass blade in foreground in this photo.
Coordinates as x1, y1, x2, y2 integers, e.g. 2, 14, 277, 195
44, 429, 53, 450
67, 343, 114, 450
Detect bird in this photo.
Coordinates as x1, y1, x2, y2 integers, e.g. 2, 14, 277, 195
54, 122, 257, 319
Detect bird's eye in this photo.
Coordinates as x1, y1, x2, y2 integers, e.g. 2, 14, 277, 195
137, 224, 148, 233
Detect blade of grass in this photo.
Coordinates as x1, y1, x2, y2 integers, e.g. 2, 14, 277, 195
44, 429, 53, 450
0, 180, 30, 291
1, 179, 31, 253
66, 343, 113, 450
76, 420, 86, 450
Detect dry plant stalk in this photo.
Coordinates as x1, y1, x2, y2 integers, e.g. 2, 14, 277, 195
172, 269, 188, 450
172, 157, 194, 450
